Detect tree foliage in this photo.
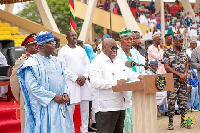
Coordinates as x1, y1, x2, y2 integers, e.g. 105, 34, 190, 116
17, 0, 83, 35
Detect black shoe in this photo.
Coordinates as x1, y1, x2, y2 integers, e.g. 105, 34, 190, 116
88, 126, 97, 132
91, 123, 97, 129
168, 122, 173, 130
165, 112, 168, 116
175, 110, 180, 115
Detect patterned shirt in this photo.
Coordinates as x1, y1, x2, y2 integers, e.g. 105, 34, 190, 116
162, 47, 188, 79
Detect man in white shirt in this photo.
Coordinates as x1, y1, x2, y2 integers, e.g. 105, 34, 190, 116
145, 30, 149, 40
186, 40, 197, 58
180, 11, 185, 17
89, 38, 140, 133
139, 13, 146, 24
58, 31, 91, 133
189, 25, 198, 38
185, 12, 192, 20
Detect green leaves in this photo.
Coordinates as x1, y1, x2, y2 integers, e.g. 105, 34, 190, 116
17, 0, 83, 35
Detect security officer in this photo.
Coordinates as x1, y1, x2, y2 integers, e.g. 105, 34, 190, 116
163, 34, 189, 130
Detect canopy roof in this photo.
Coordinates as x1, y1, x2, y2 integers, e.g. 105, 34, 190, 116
0, 0, 33, 4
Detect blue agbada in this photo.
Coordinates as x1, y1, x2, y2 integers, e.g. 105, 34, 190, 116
84, 44, 97, 63
17, 54, 74, 133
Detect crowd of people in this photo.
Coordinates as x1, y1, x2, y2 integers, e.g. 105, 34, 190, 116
0, 26, 200, 132
82, 0, 200, 42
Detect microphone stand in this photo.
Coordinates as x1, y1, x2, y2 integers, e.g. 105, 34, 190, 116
135, 63, 157, 74
144, 65, 157, 74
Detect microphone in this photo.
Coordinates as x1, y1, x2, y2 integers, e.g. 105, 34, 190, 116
125, 61, 145, 68
125, 61, 157, 74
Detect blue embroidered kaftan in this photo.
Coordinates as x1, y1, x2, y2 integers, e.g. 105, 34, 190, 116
17, 54, 74, 133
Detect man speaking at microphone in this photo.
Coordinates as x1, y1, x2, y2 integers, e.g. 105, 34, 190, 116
89, 38, 141, 133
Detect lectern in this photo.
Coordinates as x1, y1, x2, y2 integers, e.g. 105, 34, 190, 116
112, 73, 174, 133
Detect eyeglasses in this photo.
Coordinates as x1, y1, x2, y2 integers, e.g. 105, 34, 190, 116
190, 43, 197, 45
47, 41, 56, 45
110, 46, 119, 50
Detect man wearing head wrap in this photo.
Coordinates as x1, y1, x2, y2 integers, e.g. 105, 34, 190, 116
118, 29, 145, 74
17, 31, 74, 133
10, 33, 38, 133
163, 34, 189, 130
148, 33, 166, 74
58, 30, 91, 133
117, 28, 145, 133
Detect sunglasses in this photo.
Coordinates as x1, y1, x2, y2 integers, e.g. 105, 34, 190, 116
110, 46, 119, 50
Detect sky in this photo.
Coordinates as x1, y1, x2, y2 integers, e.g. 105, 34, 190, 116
0, 3, 23, 14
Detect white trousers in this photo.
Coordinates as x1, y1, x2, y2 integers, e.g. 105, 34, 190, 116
0, 85, 8, 98
68, 100, 89, 133
91, 108, 96, 123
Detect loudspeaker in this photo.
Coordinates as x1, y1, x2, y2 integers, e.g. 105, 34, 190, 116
0, 39, 14, 59
7, 47, 26, 66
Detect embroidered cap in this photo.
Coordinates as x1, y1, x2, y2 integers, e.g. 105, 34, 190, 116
119, 28, 132, 38
150, 59, 158, 66
35, 31, 54, 45
173, 34, 183, 40
152, 33, 160, 39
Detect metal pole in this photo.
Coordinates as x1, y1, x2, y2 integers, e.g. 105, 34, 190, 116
110, 8, 112, 38
160, 0, 165, 40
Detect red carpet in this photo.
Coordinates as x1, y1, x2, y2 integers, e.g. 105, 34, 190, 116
0, 98, 21, 133
0, 99, 82, 133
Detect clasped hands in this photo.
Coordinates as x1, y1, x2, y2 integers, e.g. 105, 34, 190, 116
178, 73, 187, 83
54, 94, 70, 104
76, 76, 86, 86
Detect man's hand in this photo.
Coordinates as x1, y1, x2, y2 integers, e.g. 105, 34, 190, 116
137, 75, 143, 81
76, 77, 86, 86
62, 94, 70, 103
178, 73, 187, 82
80, 76, 86, 86
76, 78, 82, 85
187, 85, 192, 90
117, 79, 126, 85
53, 94, 65, 104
